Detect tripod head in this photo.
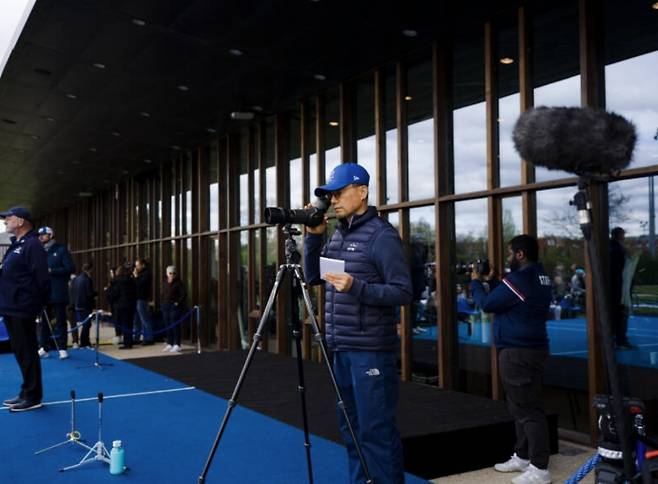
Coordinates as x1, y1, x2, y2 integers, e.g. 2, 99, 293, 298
281, 224, 302, 265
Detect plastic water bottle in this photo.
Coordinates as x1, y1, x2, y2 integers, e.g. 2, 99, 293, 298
109, 440, 125, 475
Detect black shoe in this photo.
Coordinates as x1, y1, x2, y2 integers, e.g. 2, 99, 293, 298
118, 345, 133, 350
133, 339, 142, 345
3, 396, 22, 407
142, 341, 155, 346
9, 400, 43, 412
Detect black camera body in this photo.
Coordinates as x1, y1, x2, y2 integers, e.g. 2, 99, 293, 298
264, 196, 331, 227
456, 259, 490, 276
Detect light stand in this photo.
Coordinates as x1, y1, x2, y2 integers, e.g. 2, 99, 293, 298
572, 177, 635, 480
60, 392, 111, 472
35, 390, 91, 455
78, 310, 113, 370
198, 224, 372, 484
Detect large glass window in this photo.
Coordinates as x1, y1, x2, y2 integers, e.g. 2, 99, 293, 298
407, 59, 435, 200
455, 198, 490, 397
325, 89, 341, 179
385, 67, 398, 204
604, 0, 658, 171
608, 177, 658, 403
355, 75, 378, 203
498, 17, 521, 188
239, 131, 249, 226
239, 231, 249, 349
533, 0, 580, 182
289, 115, 302, 209
409, 206, 437, 380
537, 186, 588, 432
453, 30, 487, 194
210, 143, 219, 231
265, 119, 276, 208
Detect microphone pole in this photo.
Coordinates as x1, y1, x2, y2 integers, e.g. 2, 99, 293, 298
573, 177, 635, 479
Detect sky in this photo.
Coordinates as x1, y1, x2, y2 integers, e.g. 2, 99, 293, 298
0, 0, 36, 77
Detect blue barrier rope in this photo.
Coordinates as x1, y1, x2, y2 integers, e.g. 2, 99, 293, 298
111, 307, 195, 336
41, 311, 96, 339
564, 453, 601, 484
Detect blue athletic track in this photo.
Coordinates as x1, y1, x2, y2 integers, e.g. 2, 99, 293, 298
0, 349, 429, 484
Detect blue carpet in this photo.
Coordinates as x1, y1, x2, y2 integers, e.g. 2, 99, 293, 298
0, 350, 428, 483
413, 316, 658, 370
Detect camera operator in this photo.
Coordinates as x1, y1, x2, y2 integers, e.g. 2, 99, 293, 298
470, 234, 552, 484
303, 163, 412, 484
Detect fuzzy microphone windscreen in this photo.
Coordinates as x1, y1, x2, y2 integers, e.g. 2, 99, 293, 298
512, 106, 637, 175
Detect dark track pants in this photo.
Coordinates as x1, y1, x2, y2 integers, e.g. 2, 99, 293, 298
499, 347, 550, 470
333, 350, 404, 484
3, 315, 43, 402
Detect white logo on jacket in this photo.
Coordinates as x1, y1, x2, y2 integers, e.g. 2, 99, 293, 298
365, 368, 380, 377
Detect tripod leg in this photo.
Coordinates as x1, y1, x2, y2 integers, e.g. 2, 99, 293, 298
198, 265, 287, 484
293, 266, 373, 484
290, 276, 314, 484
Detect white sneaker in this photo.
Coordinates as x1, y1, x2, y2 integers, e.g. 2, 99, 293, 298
512, 464, 551, 484
59, 350, 69, 360
170, 345, 181, 353
162, 344, 172, 352
72, 343, 79, 349
38, 348, 49, 358
495, 453, 530, 473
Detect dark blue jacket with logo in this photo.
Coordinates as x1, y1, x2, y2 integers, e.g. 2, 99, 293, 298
471, 263, 552, 349
304, 206, 413, 352
45, 241, 75, 304
0, 231, 50, 319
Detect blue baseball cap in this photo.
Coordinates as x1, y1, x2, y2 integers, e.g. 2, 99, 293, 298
0, 206, 33, 223
314, 163, 370, 197
38, 226, 54, 236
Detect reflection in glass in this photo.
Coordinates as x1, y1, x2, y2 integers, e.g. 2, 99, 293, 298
455, 198, 491, 396
533, 0, 580, 182
498, 19, 520, 188
453, 31, 486, 194
502, 196, 523, 243
407, 60, 435, 200
239, 231, 249, 349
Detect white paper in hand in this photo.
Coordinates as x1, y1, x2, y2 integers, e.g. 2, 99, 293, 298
320, 256, 345, 279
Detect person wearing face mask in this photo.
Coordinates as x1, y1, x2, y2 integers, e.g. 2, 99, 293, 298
470, 234, 553, 484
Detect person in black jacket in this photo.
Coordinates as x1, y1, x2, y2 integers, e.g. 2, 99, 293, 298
609, 227, 634, 349
471, 235, 552, 484
161, 265, 186, 353
107, 265, 137, 349
0, 206, 50, 412
132, 258, 154, 345
71, 263, 97, 347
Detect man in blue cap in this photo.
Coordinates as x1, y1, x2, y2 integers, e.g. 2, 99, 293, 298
304, 163, 412, 484
0, 207, 50, 412
37, 226, 75, 359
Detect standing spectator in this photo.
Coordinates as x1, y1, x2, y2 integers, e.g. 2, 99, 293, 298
304, 163, 412, 484
72, 263, 97, 348
107, 265, 137, 349
133, 258, 154, 345
161, 265, 187, 353
610, 227, 634, 349
0, 207, 49, 412
37, 226, 75, 360
105, 266, 122, 344
471, 235, 553, 484
67, 274, 79, 348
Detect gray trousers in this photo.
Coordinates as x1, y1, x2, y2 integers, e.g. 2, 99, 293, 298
499, 347, 550, 469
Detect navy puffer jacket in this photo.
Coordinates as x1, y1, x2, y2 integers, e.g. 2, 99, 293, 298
304, 206, 413, 351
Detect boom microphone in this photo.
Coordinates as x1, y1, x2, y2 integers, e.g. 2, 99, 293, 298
512, 106, 637, 176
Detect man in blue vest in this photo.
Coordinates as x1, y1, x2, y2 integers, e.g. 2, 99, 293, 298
0, 207, 50, 412
470, 234, 552, 484
37, 226, 75, 359
304, 163, 412, 484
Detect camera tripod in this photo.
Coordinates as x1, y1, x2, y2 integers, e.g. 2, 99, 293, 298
199, 224, 372, 484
